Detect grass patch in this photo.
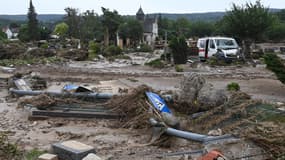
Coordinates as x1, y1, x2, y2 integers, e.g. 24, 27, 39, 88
175, 65, 184, 72
0, 132, 22, 160
24, 149, 46, 160
0, 56, 63, 66
227, 82, 240, 91
145, 59, 164, 68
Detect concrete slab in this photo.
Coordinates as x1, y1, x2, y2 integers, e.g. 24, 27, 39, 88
38, 153, 58, 160
52, 140, 96, 160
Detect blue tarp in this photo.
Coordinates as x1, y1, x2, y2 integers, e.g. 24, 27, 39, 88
146, 92, 171, 114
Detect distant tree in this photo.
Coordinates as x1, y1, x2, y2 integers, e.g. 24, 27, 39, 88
9, 22, 20, 29
0, 31, 7, 41
80, 10, 103, 46
18, 24, 30, 42
64, 7, 80, 38
221, 0, 273, 58
27, 0, 40, 41
39, 26, 51, 40
276, 9, 285, 22
101, 7, 122, 46
53, 22, 69, 39
266, 21, 285, 42
119, 18, 143, 47
190, 21, 215, 37
173, 18, 191, 37
158, 16, 175, 40
169, 36, 188, 64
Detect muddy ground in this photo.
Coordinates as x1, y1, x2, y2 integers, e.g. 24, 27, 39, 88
0, 60, 285, 159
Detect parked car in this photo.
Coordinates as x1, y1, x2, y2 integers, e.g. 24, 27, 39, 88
197, 37, 240, 61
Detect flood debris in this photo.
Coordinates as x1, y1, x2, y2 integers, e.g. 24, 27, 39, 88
107, 85, 154, 129
10, 88, 112, 100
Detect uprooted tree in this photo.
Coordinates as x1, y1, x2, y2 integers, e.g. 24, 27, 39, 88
220, 0, 273, 59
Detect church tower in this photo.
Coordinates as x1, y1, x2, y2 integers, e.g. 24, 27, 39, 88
136, 6, 145, 22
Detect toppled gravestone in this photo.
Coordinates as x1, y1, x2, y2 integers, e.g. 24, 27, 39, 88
178, 73, 206, 104
52, 140, 96, 160
197, 83, 227, 110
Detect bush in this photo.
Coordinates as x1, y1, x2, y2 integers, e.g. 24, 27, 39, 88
40, 43, 48, 49
145, 59, 164, 68
137, 44, 152, 52
103, 45, 122, 56
227, 82, 240, 91
88, 41, 101, 59
175, 65, 184, 72
169, 36, 188, 64
263, 53, 285, 84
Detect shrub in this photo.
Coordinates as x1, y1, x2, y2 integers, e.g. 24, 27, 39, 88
40, 43, 48, 49
175, 65, 184, 72
145, 59, 164, 68
263, 53, 285, 84
137, 44, 152, 52
169, 36, 188, 64
227, 82, 240, 91
88, 41, 101, 59
103, 45, 122, 57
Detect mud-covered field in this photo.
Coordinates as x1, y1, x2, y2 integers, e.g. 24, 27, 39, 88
0, 60, 285, 159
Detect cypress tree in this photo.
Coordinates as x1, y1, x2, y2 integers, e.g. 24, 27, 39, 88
27, 0, 39, 41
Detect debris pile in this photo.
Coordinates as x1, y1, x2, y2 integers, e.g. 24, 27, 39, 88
189, 91, 285, 158
0, 43, 26, 59
172, 73, 227, 114
107, 85, 154, 129
58, 49, 88, 61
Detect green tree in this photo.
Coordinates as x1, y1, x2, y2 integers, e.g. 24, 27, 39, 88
173, 18, 191, 37
39, 26, 51, 40
0, 31, 7, 41
27, 0, 40, 41
101, 7, 122, 46
53, 22, 69, 39
169, 36, 188, 64
18, 24, 29, 42
276, 9, 285, 22
64, 7, 80, 38
119, 18, 143, 47
80, 10, 103, 45
266, 20, 285, 42
158, 16, 175, 40
221, 0, 273, 58
190, 21, 215, 37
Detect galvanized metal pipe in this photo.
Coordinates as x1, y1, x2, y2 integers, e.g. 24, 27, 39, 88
9, 88, 113, 99
149, 118, 233, 143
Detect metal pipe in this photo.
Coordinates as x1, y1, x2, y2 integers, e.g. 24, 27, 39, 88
9, 88, 113, 99
149, 118, 234, 143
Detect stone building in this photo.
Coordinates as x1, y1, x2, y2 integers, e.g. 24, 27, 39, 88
136, 7, 158, 46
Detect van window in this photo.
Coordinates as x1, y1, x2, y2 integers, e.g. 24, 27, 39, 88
209, 40, 215, 49
215, 39, 238, 49
199, 40, 205, 48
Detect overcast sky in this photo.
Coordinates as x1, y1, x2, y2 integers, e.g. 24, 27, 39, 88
1, 0, 284, 15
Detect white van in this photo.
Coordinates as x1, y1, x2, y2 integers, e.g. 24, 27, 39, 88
197, 37, 240, 61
